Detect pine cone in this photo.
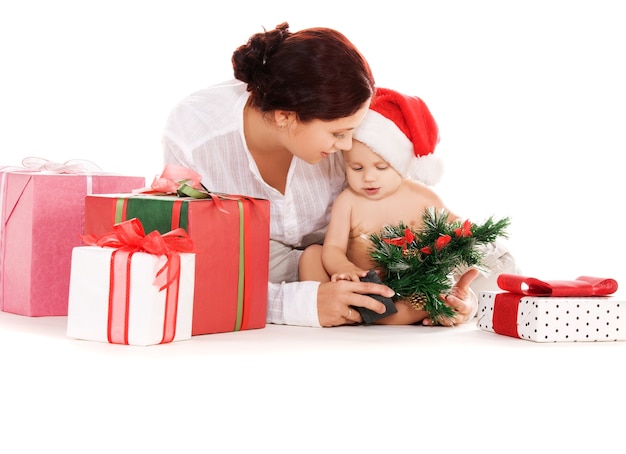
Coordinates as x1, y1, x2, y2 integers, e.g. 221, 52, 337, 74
405, 293, 428, 311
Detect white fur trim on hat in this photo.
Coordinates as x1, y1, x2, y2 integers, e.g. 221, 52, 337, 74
353, 110, 443, 185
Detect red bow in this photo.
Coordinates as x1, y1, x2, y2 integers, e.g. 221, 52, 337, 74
435, 234, 452, 250
383, 228, 415, 250
497, 274, 618, 297
455, 220, 472, 237
81, 217, 195, 290
81, 218, 196, 345
419, 234, 452, 255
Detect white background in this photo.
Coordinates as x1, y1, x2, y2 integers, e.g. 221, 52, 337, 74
2, 0, 625, 287
2, 2, 626, 453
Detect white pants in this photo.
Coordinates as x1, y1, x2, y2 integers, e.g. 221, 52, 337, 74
268, 240, 303, 284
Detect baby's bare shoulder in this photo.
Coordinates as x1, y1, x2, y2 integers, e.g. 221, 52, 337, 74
404, 179, 439, 199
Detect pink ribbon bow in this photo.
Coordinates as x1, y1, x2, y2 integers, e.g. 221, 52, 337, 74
136, 163, 206, 196
20, 157, 104, 174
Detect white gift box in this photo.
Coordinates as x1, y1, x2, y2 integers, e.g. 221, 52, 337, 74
67, 246, 195, 346
477, 291, 626, 343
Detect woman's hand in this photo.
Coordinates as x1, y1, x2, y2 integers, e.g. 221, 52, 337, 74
316, 279, 394, 327
422, 268, 480, 327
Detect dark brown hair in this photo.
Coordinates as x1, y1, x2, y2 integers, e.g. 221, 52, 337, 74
232, 22, 375, 122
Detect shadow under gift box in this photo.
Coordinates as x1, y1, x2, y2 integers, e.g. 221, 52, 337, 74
0, 172, 145, 316
84, 193, 270, 335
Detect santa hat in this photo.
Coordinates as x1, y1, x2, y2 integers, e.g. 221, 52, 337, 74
353, 87, 443, 185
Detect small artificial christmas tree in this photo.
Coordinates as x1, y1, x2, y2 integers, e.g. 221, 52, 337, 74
369, 207, 511, 324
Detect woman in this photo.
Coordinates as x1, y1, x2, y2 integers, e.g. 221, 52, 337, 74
162, 22, 478, 327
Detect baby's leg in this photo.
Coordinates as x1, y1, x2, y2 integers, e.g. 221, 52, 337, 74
298, 244, 331, 282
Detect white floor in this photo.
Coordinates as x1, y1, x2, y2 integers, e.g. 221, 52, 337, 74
2, 309, 625, 454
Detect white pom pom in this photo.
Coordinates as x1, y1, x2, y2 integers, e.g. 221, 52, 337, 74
407, 154, 444, 186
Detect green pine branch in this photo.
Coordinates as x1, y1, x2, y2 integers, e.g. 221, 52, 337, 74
369, 207, 510, 324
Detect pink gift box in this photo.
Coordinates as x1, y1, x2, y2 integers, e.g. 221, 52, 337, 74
0, 171, 145, 316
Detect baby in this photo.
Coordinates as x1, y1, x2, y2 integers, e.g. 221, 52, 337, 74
299, 87, 476, 325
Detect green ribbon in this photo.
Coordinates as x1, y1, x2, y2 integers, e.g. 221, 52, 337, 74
122, 197, 189, 233
114, 198, 126, 225
235, 200, 244, 331
177, 182, 210, 199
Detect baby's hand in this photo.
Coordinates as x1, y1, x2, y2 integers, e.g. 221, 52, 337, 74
330, 268, 367, 283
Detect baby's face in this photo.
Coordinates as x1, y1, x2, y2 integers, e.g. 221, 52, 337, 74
343, 140, 402, 199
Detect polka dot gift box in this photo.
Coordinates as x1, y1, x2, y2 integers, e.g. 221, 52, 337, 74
476, 274, 625, 342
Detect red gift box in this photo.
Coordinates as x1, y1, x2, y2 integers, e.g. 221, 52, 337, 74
0, 169, 145, 316
84, 193, 269, 335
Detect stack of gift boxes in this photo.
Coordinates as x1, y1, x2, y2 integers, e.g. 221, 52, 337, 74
1, 160, 269, 346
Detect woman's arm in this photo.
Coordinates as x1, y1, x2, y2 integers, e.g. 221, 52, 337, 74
267, 279, 393, 327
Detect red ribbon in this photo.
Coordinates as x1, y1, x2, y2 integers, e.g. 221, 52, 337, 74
492, 293, 525, 338
497, 274, 618, 297
455, 219, 472, 237
81, 218, 195, 344
383, 228, 415, 250
492, 274, 619, 339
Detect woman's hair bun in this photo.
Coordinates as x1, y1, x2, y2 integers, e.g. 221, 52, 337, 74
232, 22, 291, 89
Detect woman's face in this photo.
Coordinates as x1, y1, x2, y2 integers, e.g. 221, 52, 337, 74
286, 102, 370, 164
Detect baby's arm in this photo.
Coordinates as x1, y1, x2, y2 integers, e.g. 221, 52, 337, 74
322, 192, 368, 282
